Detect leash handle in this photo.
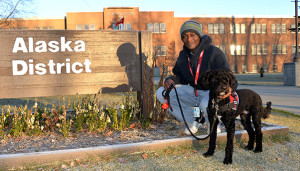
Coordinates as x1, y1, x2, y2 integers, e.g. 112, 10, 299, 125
162, 83, 174, 111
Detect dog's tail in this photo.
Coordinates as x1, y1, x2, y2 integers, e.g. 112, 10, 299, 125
262, 101, 272, 119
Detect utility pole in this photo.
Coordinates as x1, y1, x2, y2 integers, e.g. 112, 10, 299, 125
294, 0, 300, 62
284, 0, 300, 86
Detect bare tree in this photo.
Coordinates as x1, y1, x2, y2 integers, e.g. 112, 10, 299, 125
0, 0, 35, 29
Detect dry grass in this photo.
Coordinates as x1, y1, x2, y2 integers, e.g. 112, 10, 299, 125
25, 110, 300, 171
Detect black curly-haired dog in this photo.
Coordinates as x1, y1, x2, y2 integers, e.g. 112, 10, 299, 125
200, 69, 272, 164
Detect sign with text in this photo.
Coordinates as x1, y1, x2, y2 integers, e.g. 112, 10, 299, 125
0, 30, 152, 98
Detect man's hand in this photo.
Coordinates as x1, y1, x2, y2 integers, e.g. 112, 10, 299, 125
218, 87, 232, 99
164, 78, 175, 90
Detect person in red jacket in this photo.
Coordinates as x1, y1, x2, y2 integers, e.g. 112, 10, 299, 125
157, 20, 237, 135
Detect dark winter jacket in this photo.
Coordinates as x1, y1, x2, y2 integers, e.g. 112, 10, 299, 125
168, 35, 237, 90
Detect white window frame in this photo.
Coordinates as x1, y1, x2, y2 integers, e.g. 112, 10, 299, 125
154, 23, 160, 33
257, 45, 262, 55
160, 23, 166, 33
126, 23, 132, 30
256, 24, 261, 34
208, 24, 214, 34
262, 45, 267, 55
251, 24, 256, 34
241, 24, 246, 34
271, 24, 276, 34
147, 23, 153, 32
262, 24, 266, 34
282, 44, 287, 54
214, 24, 219, 34
282, 24, 286, 34
220, 24, 225, 34
252, 45, 257, 55
242, 45, 247, 55
252, 64, 258, 73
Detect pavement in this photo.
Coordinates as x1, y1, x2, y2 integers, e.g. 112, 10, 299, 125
238, 85, 300, 115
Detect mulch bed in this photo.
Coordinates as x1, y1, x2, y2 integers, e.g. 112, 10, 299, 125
0, 115, 267, 155
0, 116, 186, 154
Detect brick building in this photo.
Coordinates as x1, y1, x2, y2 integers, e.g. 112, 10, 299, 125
1, 7, 296, 73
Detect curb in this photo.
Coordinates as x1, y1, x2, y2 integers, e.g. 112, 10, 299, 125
0, 124, 289, 169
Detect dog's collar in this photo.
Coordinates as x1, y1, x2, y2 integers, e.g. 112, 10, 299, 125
217, 92, 239, 113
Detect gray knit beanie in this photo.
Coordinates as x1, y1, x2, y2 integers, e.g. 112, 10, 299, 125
180, 20, 202, 40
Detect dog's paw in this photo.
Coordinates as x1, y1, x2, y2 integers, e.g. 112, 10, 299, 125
203, 151, 214, 157
223, 158, 232, 165
244, 145, 254, 151
253, 148, 262, 153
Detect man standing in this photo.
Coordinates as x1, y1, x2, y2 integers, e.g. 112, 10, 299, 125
156, 20, 236, 135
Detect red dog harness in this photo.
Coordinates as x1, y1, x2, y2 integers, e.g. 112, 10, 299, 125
218, 91, 239, 112
229, 92, 239, 110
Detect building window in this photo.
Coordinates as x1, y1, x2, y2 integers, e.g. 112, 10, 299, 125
230, 23, 245, 34
126, 23, 132, 30
148, 23, 166, 33
147, 23, 153, 32
76, 24, 95, 30
257, 45, 262, 55
83, 25, 89, 30
154, 23, 160, 33
251, 24, 266, 34
272, 24, 286, 34
220, 24, 225, 34
271, 24, 276, 34
231, 45, 246, 55
242, 45, 246, 55
155, 45, 167, 56
208, 24, 213, 34
242, 64, 247, 73
236, 24, 241, 34
272, 45, 277, 54
252, 45, 267, 55
291, 45, 300, 54
262, 24, 266, 34
160, 23, 166, 33
89, 24, 95, 30
282, 24, 286, 33
282, 44, 287, 54
209, 23, 225, 34
263, 45, 267, 55
214, 24, 219, 34
252, 64, 258, 73
291, 24, 297, 33
76, 25, 82, 30
252, 45, 257, 55
272, 44, 287, 54
241, 24, 246, 34
37, 26, 54, 30
251, 24, 255, 34
256, 24, 261, 34
277, 45, 282, 54
276, 24, 281, 33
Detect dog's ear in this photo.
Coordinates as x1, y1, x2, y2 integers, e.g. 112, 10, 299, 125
228, 71, 236, 89
200, 70, 214, 89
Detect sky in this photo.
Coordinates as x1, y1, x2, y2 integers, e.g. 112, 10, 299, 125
31, 0, 295, 18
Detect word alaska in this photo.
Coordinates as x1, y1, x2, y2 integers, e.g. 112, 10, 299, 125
12, 37, 85, 53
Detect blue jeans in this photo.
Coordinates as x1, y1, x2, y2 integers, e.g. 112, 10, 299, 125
156, 84, 210, 127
